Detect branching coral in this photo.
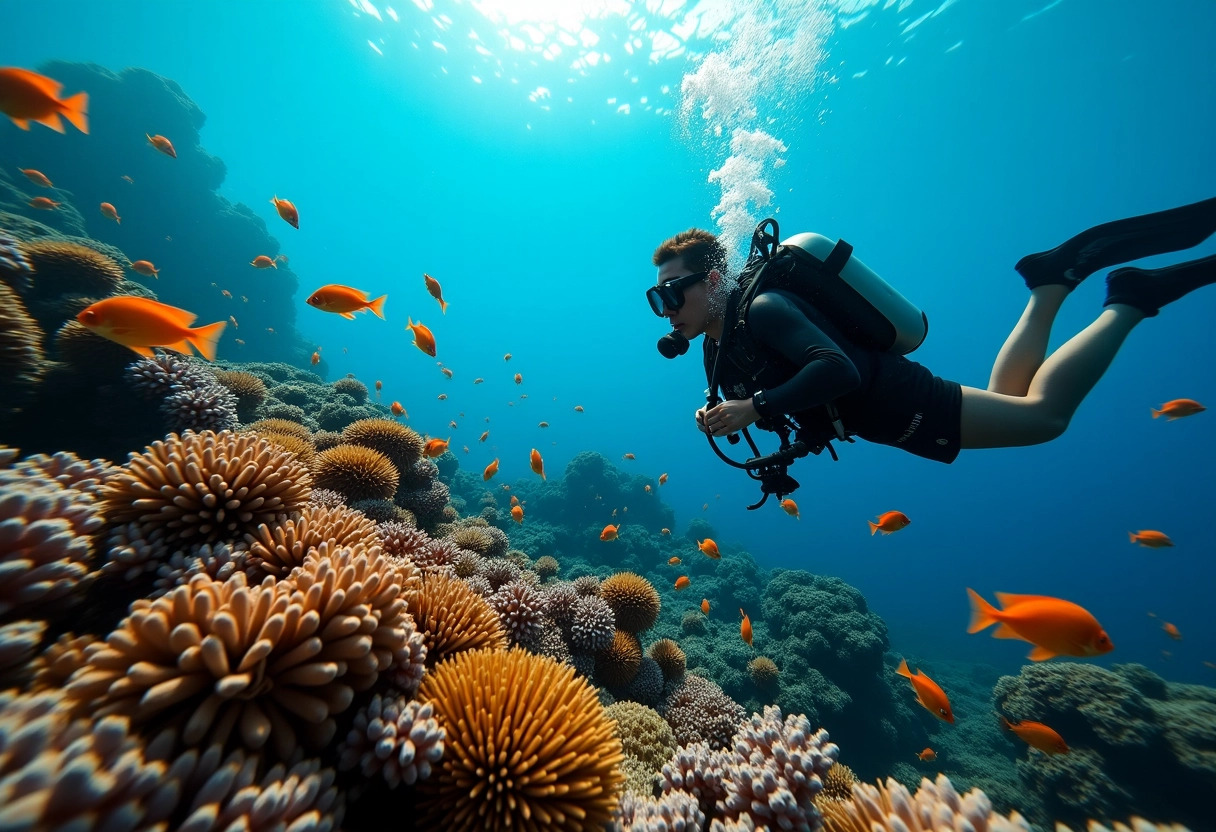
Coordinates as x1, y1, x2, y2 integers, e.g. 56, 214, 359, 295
819, 774, 1031, 832
338, 694, 445, 788
405, 572, 508, 667
416, 647, 625, 831
314, 444, 399, 503
102, 429, 312, 548
601, 572, 662, 634
341, 418, 424, 471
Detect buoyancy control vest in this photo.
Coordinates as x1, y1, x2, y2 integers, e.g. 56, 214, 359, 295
705, 218, 929, 446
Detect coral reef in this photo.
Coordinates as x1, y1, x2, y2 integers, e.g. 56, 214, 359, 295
598, 630, 644, 688
0, 281, 46, 419
405, 573, 508, 667
337, 694, 445, 788
314, 444, 399, 503
342, 418, 424, 471
818, 773, 1030, 832
602, 571, 663, 634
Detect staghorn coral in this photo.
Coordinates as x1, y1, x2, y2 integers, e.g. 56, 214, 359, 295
314, 444, 400, 503
0, 281, 46, 416
102, 429, 312, 548
246, 417, 312, 442
659, 741, 729, 817
212, 369, 268, 418
405, 572, 508, 667
648, 639, 687, 684
332, 376, 369, 403
338, 694, 445, 788
341, 418, 424, 471
570, 594, 617, 652
819, 774, 1031, 832
534, 554, 560, 580
598, 630, 644, 689
819, 761, 859, 803
601, 572, 662, 634
488, 580, 548, 644
21, 239, 124, 299
416, 647, 625, 831
749, 656, 780, 686
663, 674, 747, 750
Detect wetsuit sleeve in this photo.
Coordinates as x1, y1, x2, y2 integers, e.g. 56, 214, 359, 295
747, 291, 861, 416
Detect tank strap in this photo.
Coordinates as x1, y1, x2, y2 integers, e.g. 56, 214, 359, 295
824, 402, 850, 442
821, 239, 854, 277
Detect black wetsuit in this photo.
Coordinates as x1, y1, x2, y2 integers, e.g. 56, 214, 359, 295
706, 288, 962, 464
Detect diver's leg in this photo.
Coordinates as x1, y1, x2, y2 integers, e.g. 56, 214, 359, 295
987, 284, 1069, 396
1017, 196, 1216, 290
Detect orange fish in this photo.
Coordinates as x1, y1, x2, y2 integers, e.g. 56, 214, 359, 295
538, 421, 549, 428
574, 405, 584, 412
375, 380, 382, 393
700, 599, 710, 614
895, 659, 953, 723
600, 524, 620, 542
674, 576, 690, 590
221, 290, 232, 298
999, 716, 1068, 755
76, 296, 225, 361
424, 273, 448, 314
1152, 398, 1205, 420
307, 284, 386, 320
917, 748, 936, 762
130, 260, 159, 278
474, 377, 484, 384
1163, 622, 1181, 640
644, 484, 651, 493
483, 458, 500, 481
270, 195, 298, 228
658, 473, 668, 485
510, 496, 519, 506
780, 498, 800, 519
251, 255, 278, 269
511, 505, 524, 524
514, 373, 523, 384
668, 557, 681, 566
311, 351, 321, 365
966, 588, 1114, 661
424, 438, 450, 458
530, 448, 545, 480
623, 453, 635, 460
437, 394, 448, 401
441, 368, 453, 379
740, 609, 753, 645
29, 196, 59, 210
1129, 530, 1173, 548
661, 528, 671, 536
390, 401, 406, 417
146, 133, 176, 158
0, 68, 88, 133
869, 511, 911, 535
504, 353, 512, 361
406, 317, 437, 357
698, 538, 720, 559
20, 168, 53, 187
479, 431, 489, 442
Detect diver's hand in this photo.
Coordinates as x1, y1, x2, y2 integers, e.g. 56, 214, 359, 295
695, 407, 710, 434
704, 398, 760, 438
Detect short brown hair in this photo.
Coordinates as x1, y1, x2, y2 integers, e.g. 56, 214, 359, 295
652, 228, 728, 274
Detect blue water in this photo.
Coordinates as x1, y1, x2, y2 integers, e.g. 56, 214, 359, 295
7, 0, 1215, 687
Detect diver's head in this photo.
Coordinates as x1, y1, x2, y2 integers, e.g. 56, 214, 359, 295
649, 229, 732, 342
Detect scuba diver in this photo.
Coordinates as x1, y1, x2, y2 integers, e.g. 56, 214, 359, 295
648, 197, 1216, 506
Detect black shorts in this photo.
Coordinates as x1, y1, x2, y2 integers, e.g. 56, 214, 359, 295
853, 355, 962, 464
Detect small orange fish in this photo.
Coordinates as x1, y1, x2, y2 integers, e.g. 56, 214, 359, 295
437, 394, 448, 401
511, 505, 524, 524
740, 609, 752, 645
600, 524, 620, 542
146, 133, 176, 158
700, 599, 710, 614
530, 448, 545, 480
645, 484, 651, 493
504, 353, 512, 361
406, 317, 437, 357
20, 168, 53, 187
574, 405, 584, 412
668, 557, 681, 566
474, 377, 484, 384
967, 588, 1114, 661
483, 458, 500, 481
698, 538, 720, 559
0, 68, 88, 133
661, 528, 671, 536
674, 576, 690, 590
375, 380, 382, 393
221, 289, 232, 298
999, 716, 1068, 755
869, 511, 911, 535
307, 284, 386, 320
658, 473, 668, 485
390, 401, 406, 417
1163, 622, 1182, 640
424, 438, 450, 458
510, 496, 520, 506
130, 260, 159, 278
917, 748, 936, 762
1151, 398, 1205, 420
514, 373, 523, 384
441, 368, 453, 379
623, 453, 635, 460
1129, 530, 1173, 548
424, 273, 448, 314
896, 659, 953, 723
251, 255, 278, 269
77, 297, 225, 361
121, 174, 134, 184
479, 430, 489, 442
781, 498, 800, 519
311, 351, 321, 365
28, 196, 58, 210
270, 195, 298, 229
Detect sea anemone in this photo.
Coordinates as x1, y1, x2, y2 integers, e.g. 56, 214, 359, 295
818, 774, 1031, 832
102, 429, 312, 549
28, 631, 98, 693
244, 502, 378, 578
0, 619, 45, 685
600, 572, 662, 634
21, 239, 125, 299
341, 418, 425, 471
416, 647, 625, 831
6, 449, 117, 499
748, 656, 780, 686
314, 444, 399, 503
0, 281, 46, 415
597, 629, 643, 689
405, 572, 508, 667
647, 639, 687, 684
337, 694, 445, 788
148, 542, 247, 598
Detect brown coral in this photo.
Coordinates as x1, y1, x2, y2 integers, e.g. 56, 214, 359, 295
0, 281, 46, 415
534, 554, 560, 580
445, 525, 496, 557
819, 761, 860, 803
213, 369, 268, 417
647, 638, 687, 683
405, 572, 508, 667
101, 429, 312, 548
21, 239, 125, 298
819, 774, 1032, 832
313, 444, 399, 503
600, 572, 662, 634
341, 418, 425, 471
244, 502, 378, 578
29, 631, 98, 693
51, 319, 133, 376
417, 647, 625, 831
257, 430, 316, 465
605, 701, 678, 773
748, 656, 780, 685
246, 417, 311, 441
597, 629, 643, 688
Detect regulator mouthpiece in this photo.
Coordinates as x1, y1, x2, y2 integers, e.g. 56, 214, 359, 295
657, 331, 689, 359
